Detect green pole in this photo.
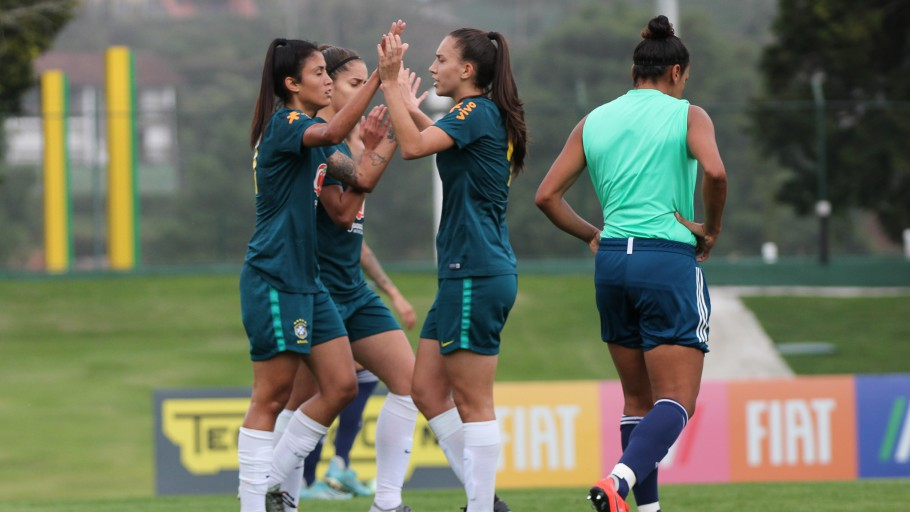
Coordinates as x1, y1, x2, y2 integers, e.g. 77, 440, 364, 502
811, 71, 829, 265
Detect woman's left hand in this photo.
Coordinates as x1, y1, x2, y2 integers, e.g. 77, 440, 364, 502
675, 212, 717, 262
359, 105, 390, 152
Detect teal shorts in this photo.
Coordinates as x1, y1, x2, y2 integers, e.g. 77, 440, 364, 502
334, 286, 401, 342
239, 264, 347, 361
420, 274, 517, 355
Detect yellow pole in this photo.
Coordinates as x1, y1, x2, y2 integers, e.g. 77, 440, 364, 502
41, 70, 71, 273
105, 46, 139, 270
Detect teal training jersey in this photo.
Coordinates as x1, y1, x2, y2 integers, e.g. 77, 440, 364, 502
433, 96, 516, 278
315, 142, 368, 302
582, 89, 697, 245
244, 108, 325, 293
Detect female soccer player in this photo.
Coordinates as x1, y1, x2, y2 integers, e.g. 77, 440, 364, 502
535, 15, 727, 512
274, 44, 420, 512
377, 26, 527, 512
237, 25, 404, 512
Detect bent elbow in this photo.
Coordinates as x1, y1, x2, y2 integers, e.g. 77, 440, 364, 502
400, 149, 420, 160
333, 214, 356, 229
351, 182, 375, 194
326, 133, 346, 146
534, 189, 554, 212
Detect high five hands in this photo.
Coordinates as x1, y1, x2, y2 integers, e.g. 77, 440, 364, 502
378, 20, 409, 83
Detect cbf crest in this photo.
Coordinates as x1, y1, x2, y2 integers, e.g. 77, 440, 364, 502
293, 319, 309, 344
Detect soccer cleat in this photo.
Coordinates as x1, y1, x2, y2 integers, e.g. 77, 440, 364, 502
587, 477, 630, 512
299, 480, 353, 500
325, 455, 374, 496
493, 495, 512, 512
368, 503, 412, 512
265, 483, 297, 512
461, 495, 512, 512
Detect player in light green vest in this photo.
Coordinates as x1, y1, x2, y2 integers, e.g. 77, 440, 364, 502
537, 15, 727, 512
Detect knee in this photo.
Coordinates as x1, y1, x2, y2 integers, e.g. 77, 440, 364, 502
249, 393, 291, 419
411, 385, 450, 418
623, 395, 654, 417
324, 376, 358, 409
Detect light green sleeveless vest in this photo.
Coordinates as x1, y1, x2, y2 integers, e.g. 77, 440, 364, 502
582, 88, 697, 245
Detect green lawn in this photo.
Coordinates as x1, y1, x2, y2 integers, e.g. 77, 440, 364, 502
0, 272, 908, 507
0, 481, 907, 512
741, 295, 910, 375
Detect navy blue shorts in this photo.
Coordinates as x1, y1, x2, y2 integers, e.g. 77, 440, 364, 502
420, 274, 517, 355
239, 265, 347, 361
334, 287, 401, 342
594, 238, 710, 352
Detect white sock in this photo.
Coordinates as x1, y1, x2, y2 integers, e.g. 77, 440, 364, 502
611, 462, 637, 488
238, 427, 273, 512
273, 409, 294, 447
267, 410, 327, 489
373, 393, 418, 509
428, 407, 465, 484
463, 420, 501, 512
638, 503, 661, 512
272, 409, 300, 510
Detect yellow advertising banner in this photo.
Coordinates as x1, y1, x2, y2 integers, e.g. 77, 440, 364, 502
157, 381, 604, 490
494, 381, 602, 487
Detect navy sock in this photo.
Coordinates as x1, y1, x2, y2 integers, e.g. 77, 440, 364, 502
333, 379, 378, 465
302, 439, 323, 486
621, 415, 659, 507
618, 399, 688, 491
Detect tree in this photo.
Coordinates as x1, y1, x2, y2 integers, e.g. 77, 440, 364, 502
0, 0, 78, 116
0, 1, 76, 266
752, 0, 910, 243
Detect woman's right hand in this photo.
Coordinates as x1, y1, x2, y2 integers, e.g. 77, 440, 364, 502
588, 230, 601, 255
378, 32, 408, 84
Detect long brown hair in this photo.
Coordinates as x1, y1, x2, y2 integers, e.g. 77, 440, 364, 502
449, 28, 528, 176
249, 38, 320, 149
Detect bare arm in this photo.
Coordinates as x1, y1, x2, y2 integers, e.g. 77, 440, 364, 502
535, 117, 601, 254
377, 33, 455, 159
301, 20, 406, 148
361, 241, 416, 330
676, 105, 728, 262
323, 105, 398, 197
302, 69, 381, 147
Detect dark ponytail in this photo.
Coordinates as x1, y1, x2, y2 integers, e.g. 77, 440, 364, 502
450, 28, 528, 176
631, 15, 690, 84
250, 38, 319, 149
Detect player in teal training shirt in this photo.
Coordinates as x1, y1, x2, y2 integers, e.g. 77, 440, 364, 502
274, 45, 421, 512
236, 30, 403, 512
378, 26, 527, 512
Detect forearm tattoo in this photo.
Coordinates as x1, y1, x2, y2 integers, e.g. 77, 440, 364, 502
326, 151, 358, 184
367, 151, 387, 166
385, 125, 396, 141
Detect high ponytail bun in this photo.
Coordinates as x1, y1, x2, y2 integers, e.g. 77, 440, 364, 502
631, 15, 689, 84
642, 15, 675, 40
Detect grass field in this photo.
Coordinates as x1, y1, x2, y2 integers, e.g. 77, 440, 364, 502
1, 481, 908, 512
1, 272, 908, 509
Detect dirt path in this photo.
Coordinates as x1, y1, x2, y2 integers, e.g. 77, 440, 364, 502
702, 287, 793, 380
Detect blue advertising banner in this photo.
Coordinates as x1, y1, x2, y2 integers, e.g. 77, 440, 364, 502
855, 374, 910, 478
